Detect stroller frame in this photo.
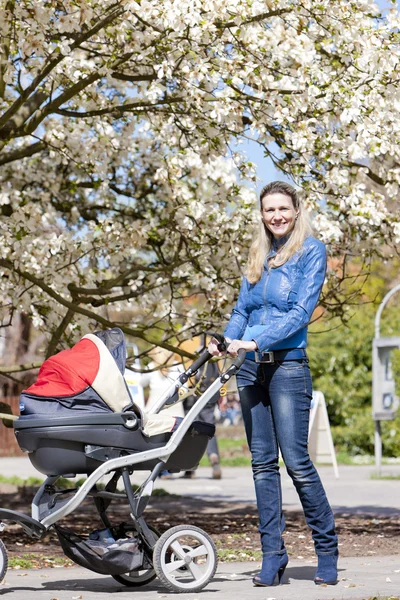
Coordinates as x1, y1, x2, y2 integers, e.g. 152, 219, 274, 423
0, 343, 246, 593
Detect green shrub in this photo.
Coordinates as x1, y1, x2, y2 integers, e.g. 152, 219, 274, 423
308, 266, 400, 457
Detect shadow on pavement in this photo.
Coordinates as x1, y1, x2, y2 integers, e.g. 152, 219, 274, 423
332, 505, 400, 516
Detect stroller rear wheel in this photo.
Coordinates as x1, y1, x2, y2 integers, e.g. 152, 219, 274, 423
112, 567, 156, 587
153, 524, 217, 593
111, 524, 159, 587
0, 539, 8, 582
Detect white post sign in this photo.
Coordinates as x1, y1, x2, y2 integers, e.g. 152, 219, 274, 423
308, 391, 339, 479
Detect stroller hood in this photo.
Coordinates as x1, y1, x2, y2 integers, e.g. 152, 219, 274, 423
21, 328, 131, 415
20, 328, 182, 438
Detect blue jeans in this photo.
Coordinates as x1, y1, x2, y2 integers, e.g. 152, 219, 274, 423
238, 358, 337, 556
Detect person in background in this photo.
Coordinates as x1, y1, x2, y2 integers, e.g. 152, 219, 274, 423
182, 359, 222, 480
219, 391, 242, 426
141, 347, 185, 480
209, 181, 338, 587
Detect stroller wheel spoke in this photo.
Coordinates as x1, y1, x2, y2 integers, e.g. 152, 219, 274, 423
164, 559, 186, 574
187, 544, 207, 558
187, 560, 204, 580
169, 540, 186, 560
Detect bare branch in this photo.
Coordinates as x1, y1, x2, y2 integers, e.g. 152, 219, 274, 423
344, 160, 386, 186
54, 96, 187, 118
0, 140, 46, 166
45, 308, 75, 359
0, 1, 15, 99
110, 71, 156, 83
0, 362, 42, 373
216, 8, 291, 29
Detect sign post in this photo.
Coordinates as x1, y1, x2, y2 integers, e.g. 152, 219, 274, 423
373, 284, 400, 475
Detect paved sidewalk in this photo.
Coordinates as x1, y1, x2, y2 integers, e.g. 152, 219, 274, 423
1, 457, 400, 515
1, 556, 399, 600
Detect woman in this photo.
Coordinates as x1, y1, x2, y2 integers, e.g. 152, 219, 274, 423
209, 181, 338, 587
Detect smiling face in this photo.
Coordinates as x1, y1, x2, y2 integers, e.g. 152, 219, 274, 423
260, 192, 299, 239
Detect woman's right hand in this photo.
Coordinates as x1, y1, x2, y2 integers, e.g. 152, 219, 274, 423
208, 336, 229, 357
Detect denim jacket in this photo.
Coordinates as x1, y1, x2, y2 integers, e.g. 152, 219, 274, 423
223, 236, 326, 353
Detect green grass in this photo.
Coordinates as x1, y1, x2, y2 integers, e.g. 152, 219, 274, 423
9, 555, 37, 569
216, 438, 248, 450
199, 436, 251, 467
0, 474, 43, 487
153, 487, 179, 497
0, 474, 174, 498
0, 474, 91, 489
217, 548, 262, 562
57, 477, 86, 488
9, 554, 71, 569
370, 473, 400, 480
367, 597, 400, 600
199, 443, 395, 468
199, 455, 251, 467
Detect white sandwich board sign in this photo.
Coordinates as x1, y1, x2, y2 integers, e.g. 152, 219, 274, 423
308, 391, 339, 479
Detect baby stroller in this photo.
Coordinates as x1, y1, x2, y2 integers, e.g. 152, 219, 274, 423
0, 329, 245, 593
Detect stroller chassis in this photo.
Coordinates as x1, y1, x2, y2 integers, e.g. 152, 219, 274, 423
0, 345, 246, 593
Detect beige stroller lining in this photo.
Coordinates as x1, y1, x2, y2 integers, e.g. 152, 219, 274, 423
83, 334, 177, 437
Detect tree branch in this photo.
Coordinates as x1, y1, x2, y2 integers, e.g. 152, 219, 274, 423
216, 8, 291, 29
54, 96, 186, 118
0, 3, 125, 134
0, 362, 42, 373
21, 72, 101, 135
45, 308, 75, 359
0, 140, 46, 166
0, 1, 15, 99
344, 160, 386, 186
110, 71, 156, 83
0, 258, 195, 359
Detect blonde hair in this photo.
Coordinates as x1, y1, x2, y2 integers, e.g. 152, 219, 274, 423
246, 182, 313, 284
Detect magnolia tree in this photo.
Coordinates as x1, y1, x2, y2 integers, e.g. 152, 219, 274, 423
1, 0, 400, 375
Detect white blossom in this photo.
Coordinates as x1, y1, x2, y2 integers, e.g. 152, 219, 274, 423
0, 0, 399, 355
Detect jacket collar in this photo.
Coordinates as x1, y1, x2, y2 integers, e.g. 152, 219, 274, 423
272, 233, 291, 250
264, 233, 292, 269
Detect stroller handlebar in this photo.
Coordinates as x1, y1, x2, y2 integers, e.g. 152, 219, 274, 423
184, 349, 212, 377
180, 335, 247, 384
220, 348, 247, 380
232, 348, 247, 369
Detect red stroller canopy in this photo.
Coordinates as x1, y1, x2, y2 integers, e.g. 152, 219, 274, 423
25, 339, 101, 397
24, 329, 131, 412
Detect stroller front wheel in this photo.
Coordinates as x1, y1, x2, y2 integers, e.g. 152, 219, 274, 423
0, 539, 8, 583
153, 524, 217, 593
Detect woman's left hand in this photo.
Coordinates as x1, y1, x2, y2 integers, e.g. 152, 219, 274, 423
227, 339, 257, 357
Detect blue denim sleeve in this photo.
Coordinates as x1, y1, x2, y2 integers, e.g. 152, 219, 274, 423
223, 276, 250, 340
252, 241, 327, 352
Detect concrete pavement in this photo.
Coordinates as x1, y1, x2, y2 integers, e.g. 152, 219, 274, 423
1, 556, 399, 600
148, 463, 400, 516
1, 456, 400, 515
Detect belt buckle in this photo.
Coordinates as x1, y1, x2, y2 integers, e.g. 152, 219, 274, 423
255, 351, 275, 364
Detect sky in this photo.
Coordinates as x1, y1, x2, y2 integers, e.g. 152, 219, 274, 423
241, 0, 398, 195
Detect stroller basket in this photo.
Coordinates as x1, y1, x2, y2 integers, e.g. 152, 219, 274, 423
55, 525, 143, 575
